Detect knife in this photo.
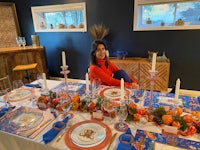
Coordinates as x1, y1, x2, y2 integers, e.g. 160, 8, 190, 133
107, 132, 118, 150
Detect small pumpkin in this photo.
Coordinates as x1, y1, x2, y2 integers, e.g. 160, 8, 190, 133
70, 101, 79, 110
128, 102, 137, 109
173, 107, 183, 116
134, 113, 141, 121
182, 114, 194, 123
148, 115, 154, 122
172, 121, 181, 129
137, 108, 147, 115
162, 115, 173, 125
72, 92, 80, 103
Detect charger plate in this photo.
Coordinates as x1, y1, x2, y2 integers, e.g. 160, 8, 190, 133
6, 88, 34, 102
65, 120, 112, 150
0, 106, 43, 134
100, 87, 130, 100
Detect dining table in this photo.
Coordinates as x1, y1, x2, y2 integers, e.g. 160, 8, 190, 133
0, 78, 199, 150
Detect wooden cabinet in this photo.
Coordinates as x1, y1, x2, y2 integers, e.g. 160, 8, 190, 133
0, 46, 47, 83
110, 58, 170, 91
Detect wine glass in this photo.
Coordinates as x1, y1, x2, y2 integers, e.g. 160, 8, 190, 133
115, 102, 128, 131
101, 99, 116, 124
21, 37, 26, 47
13, 80, 24, 90
36, 73, 44, 89
16, 37, 22, 47
90, 78, 101, 98
0, 89, 9, 108
57, 89, 71, 114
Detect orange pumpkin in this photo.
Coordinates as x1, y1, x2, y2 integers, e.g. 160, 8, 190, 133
137, 108, 147, 115
173, 107, 183, 116
148, 115, 154, 122
70, 101, 79, 110
134, 113, 141, 121
72, 92, 80, 103
162, 115, 173, 125
172, 121, 181, 129
182, 114, 194, 123
128, 102, 137, 109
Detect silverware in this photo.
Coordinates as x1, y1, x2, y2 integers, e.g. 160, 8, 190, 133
26, 119, 52, 137
107, 132, 117, 150
56, 131, 66, 142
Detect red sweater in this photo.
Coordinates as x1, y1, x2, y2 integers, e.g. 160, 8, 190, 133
89, 59, 136, 87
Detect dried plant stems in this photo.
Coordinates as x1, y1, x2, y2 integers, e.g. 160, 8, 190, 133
89, 24, 109, 40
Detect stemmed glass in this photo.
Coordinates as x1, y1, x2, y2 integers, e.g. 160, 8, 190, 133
57, 89, 71, 114
21, 37, 26, 47
13, 80, 24, 90
101, 99, 115, 124
90, 78, 101, 98
0, 89, 9, 108
16, 37, 22, 47
36, 73, 44, 89
115, 102, 128, 132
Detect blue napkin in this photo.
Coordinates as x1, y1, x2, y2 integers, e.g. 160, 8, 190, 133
43, 114, 71, 144
25, 83, 41, 88
0, 106, 16, 118
116, 128, 135, 150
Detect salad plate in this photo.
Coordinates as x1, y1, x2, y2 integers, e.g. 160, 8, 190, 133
7, 88, 34, 102
100, 88, 130, 100
70, 123, 106, 147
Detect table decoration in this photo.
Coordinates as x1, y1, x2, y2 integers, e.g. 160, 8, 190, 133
65, 120, 112, 150
43, 113, 72, 144
132, 129, 200, 150
0, 105, 15, 118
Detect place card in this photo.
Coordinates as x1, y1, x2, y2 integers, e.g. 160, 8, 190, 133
162, 125, 178, 136
92, 110, 103, 120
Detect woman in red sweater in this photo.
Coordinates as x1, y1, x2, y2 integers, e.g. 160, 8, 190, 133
89, 40, 137, 87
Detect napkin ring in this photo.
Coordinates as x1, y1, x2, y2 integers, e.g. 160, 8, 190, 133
53, 121, 66, 131
119, 134, 134, 145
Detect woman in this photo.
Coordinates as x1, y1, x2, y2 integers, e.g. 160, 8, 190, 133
89, 40, 137, 87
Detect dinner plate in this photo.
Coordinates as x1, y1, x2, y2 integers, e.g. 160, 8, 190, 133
9, 107, 43, 132
100, 88, 130, 100
70, 123, 106, 147
7, 88, 34, 102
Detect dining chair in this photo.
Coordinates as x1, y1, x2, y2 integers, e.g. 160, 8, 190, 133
0, 75, 12, 91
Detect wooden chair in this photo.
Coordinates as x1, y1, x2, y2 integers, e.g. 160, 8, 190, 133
12, 63, 38, 82
0, 75, 12, 91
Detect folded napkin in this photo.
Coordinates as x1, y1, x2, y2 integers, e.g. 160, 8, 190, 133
0, 106, 16, 118
25, 83, 41, 88
43, 114, 71, 144
116, 128, 135, 150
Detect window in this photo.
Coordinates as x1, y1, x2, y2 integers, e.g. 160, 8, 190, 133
134, 0, 200, 31
31, 2, 87, 32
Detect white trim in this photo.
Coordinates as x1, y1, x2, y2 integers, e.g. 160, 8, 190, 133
31, 2, 87, 32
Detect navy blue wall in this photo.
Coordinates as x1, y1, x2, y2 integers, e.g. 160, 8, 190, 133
2, 0, 200, 90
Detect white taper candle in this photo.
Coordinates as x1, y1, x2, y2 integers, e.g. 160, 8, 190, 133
62, 51, 66, 66
120, 78, 124, 100
86, 73, 89, 93
151, 53, 157, 71
42, 73, 47, 89
174, 78, 181, 101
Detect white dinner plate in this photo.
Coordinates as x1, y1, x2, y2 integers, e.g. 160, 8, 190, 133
70, 122, 106, 148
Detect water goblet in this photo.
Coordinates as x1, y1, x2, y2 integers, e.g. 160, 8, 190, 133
90, 78, 101, 98
13, 80, 24, 90
36, 73, 44, 89
0, 89, 9, 108
101, 99, 116, 123
16, 37, 22, 47
115, 102, 128, 132
21, 37, 26, 47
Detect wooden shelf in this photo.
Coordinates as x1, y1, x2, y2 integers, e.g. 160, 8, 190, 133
110, 57, 170, 91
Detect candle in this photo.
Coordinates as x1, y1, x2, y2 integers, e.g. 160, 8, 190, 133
62, 51, 66, 66
85, 73, 89, 93
120, 78, 124, 100
151, 53, 157, 71
174, 78, 181, 101
42, 73, 47, 89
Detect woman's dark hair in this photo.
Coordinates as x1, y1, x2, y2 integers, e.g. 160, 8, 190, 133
90, 40, 108, 67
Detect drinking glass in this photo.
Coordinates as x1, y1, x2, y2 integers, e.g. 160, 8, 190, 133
91, 78, 101, 98
16, 37, 22, 47
58, 89, 71, 114
13, 80, 24, 90
21, 37, 26, 47
0, 89, 9, 108
101, 99, 116, 123
117, 103, 128, 130
37, 73, 44, 89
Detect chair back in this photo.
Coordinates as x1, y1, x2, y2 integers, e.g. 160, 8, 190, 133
0, 75, 12, 91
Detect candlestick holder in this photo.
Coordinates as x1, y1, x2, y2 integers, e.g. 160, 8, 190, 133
60, 65, 70, 92
147, 70, 158, 112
